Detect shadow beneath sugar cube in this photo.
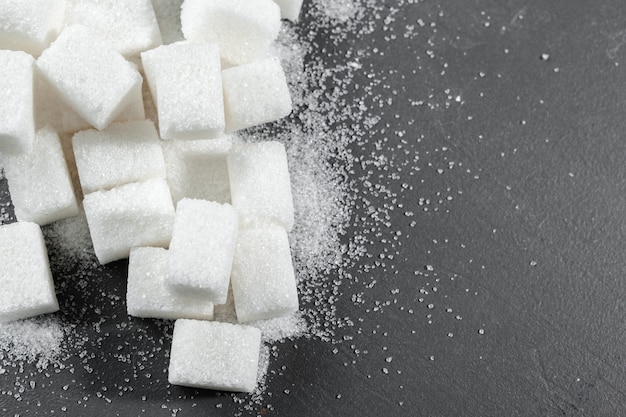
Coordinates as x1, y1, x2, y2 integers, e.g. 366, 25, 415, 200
0, 171, 16, 225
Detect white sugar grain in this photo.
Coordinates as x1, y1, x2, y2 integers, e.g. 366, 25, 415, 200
0, 318, 67, 369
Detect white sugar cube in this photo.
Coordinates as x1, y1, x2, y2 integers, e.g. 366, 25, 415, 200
36, 25, 143, 130
72, 120, 166, 194
35, 70, 146, 135
181, 0, 280, 67
273, 0, 303, 21
167, 199, 238, 304
35, 74, 90, 134
141, 42, 224, 140
0, 222, 59, 322
231, 225, 298, 323
65, 0, 162, 56
127, 247, 214, 320
0, 0, 65, 57
0, 50, 35, 155
151, 0, 185, 45
83, 178, 175, 265
227, 142, 294, 231
222, 57, 292, 132
2, 128, 79, 226
168, 319, 261, 392
162, 137, 233, 204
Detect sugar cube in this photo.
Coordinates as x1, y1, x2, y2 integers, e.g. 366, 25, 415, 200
36, 25, 143, 130
83, 178, 175, 265
162, 136, 233, 204
72, 120, 166, 194
34, 74, 90, 134
0, 0, 65, 57
272, 0, 304, 21
2, 128, 79, 225
141, 42, 224, 140
127, 247, 214, 320
35, 70, 146, 134
227, 141, 295, 231
0, 50, 35, 155
0, 222, 59, 322
64, 0, 162, 56
167, 199, 238, 304
180, 0, 280, 67
168, 319, 261, 392
231, 225, 298, 323
222, 57, 292, 132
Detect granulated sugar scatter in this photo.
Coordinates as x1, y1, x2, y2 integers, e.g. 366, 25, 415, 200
43, 210, 98, 271
0, 318, 67, 369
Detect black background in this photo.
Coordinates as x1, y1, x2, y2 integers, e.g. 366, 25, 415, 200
4, 1, 626, 416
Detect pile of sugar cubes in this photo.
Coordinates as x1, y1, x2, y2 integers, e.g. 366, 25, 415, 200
0, 0, 304, 393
